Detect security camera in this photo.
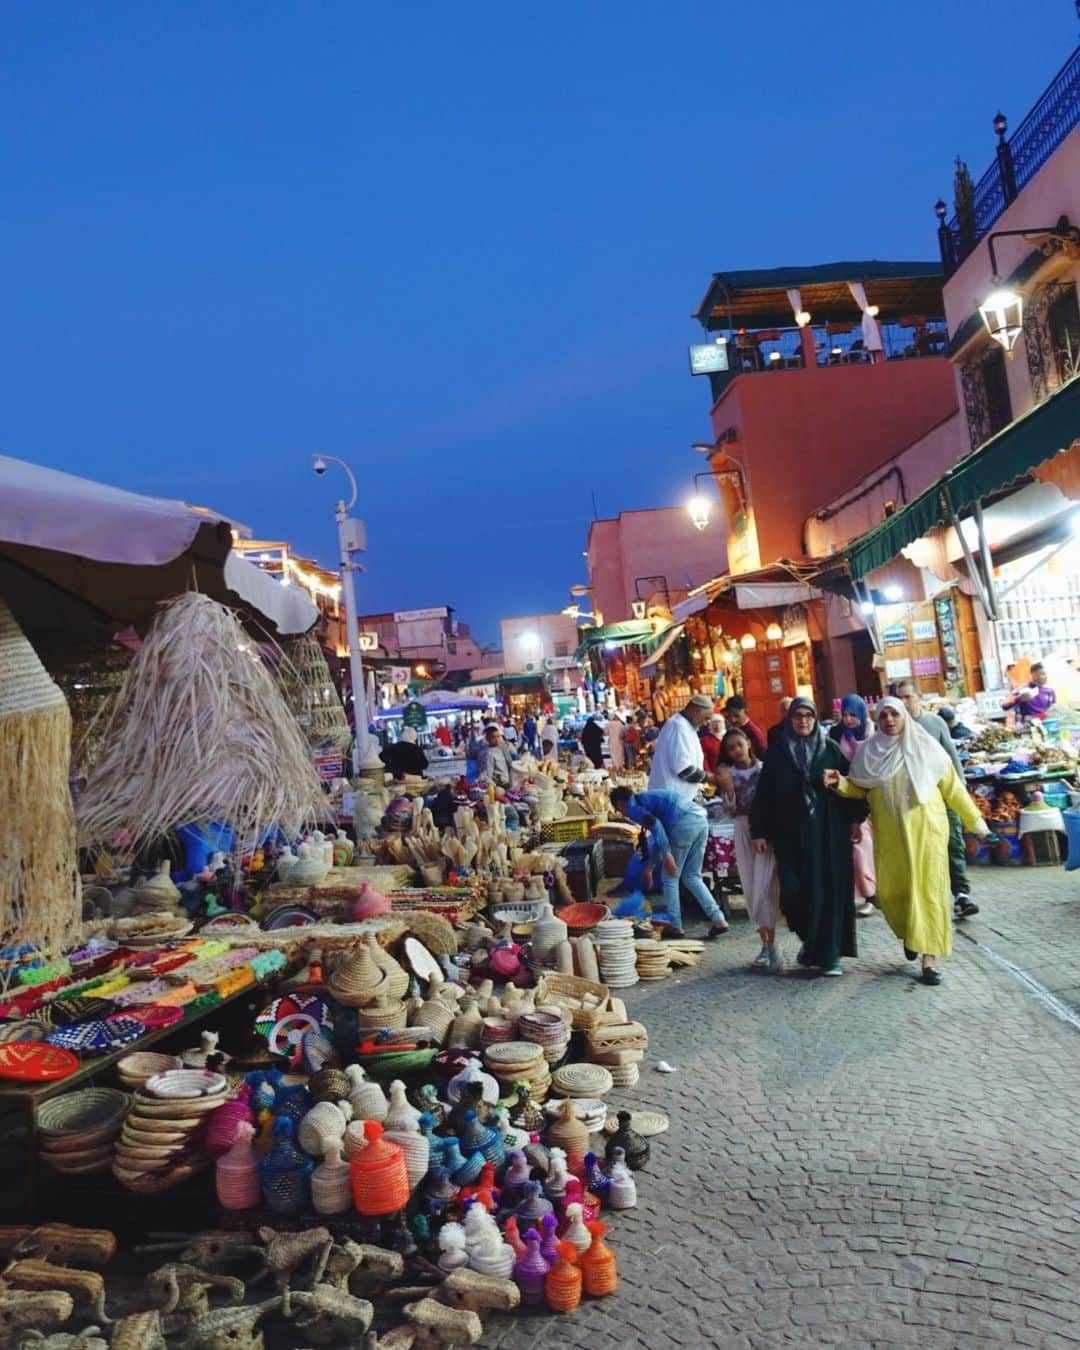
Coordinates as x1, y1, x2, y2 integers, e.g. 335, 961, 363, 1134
313, 456, 327, 475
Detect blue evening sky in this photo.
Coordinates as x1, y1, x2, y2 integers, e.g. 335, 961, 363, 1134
2, 2, 1075, 645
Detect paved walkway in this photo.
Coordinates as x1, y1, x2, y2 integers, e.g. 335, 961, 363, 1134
487, 866, 1080, 1349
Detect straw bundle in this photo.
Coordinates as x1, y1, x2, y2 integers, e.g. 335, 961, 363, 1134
76, 593, 327, 855
0, 600, 81, 952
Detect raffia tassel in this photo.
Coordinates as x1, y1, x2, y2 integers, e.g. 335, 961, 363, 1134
0, 601, 81, 954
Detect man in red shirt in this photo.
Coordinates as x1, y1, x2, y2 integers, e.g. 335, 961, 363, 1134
724, 696, 767, 758
698, 715, 725, 774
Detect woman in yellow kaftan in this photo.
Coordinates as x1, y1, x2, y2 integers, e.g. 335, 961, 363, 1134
824, 697, 988, 986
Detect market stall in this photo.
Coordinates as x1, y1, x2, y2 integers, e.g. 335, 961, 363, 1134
0, 614, 677, 1343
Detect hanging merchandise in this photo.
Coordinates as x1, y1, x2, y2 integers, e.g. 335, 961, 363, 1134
76, 593, 326, 857
277, 634, 352, 752
0, 598, 81, 954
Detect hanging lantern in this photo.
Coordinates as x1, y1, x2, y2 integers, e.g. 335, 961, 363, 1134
978, 287, 1024, 351
687, 496, 710, 531
765, 622, 783, 643
739, 633, 757, 651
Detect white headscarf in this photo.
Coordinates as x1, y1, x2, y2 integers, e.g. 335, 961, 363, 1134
848, 696, 952, 805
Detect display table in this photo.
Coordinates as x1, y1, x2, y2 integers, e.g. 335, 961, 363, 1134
0, 982, 272, 1216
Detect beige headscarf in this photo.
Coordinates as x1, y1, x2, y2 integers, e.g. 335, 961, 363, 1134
848, 696, 952, 805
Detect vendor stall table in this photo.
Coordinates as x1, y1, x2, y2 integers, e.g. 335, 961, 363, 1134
0, 981, 273, 1216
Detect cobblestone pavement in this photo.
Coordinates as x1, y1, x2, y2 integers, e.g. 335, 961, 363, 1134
485, 868, 1080, 1349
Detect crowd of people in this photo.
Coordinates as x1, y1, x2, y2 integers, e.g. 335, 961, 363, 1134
614, 682, 995, 989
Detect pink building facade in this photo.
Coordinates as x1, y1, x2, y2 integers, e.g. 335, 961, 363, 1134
585, 506, 727, 625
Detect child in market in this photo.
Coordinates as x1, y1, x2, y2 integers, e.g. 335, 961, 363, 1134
719, 727, 782, 972
620, 811, 666, 899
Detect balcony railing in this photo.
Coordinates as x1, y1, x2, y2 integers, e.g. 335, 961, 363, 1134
939, 44, 1080, 274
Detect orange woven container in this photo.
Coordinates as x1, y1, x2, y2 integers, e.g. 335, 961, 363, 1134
580, 1221, 617, 1296
348, 1119, 409, 1215
545, 1240, 582, 1312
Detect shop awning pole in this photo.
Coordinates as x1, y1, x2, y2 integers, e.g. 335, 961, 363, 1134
996, 533, 1076, 599
852, 579, 883, 655
942, 485, 995, 621
972, 501, 1001, 621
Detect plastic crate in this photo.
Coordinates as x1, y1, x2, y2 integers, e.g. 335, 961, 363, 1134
541, 819, 590, 843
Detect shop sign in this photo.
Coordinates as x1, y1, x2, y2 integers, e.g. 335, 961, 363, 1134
313, 749, 344, 781
402, 700, 428, 730
688, 341, 729, 376
544, 656, 578, 671
391, 666, 411, 685
394, 606, 448, 623
781, 604, 809, 647
358, 632, 379, 651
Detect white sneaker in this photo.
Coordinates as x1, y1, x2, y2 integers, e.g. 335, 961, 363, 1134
751, 943, 770, 969
767, 944, 784, 974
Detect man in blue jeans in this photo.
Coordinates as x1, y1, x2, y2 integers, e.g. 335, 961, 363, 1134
610, 786, 729, 940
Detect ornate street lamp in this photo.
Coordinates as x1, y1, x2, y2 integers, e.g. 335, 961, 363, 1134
687, 494, 711, 531
978, 216, 1080, 352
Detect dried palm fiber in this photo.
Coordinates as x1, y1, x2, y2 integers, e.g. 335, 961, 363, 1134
0, 599, 81, 952
76, 593, 327, 856
278, 636, 351, 752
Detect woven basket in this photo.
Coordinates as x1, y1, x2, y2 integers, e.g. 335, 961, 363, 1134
536, 973, 610, 1030
354, 1000, 408, 1032
37, 1088, 129, 1139
490, 900, 546, 926
116, 1051, 183, 1088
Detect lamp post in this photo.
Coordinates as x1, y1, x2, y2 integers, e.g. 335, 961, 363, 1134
311, 454, 374, 775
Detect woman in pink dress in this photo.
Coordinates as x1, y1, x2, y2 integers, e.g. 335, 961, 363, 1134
828, 695, 876, 917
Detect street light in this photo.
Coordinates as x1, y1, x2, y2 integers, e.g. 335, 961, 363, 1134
311, 453, 376, 775
688, 495, 711, 531
978, 217, 1080, 352
687, 471, 718, 531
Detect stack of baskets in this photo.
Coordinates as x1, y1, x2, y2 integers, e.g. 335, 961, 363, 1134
113, 1068, 226, 1192
483, 1041, 551, 1102
37, 1087, 129, 1177
517, 1007, 571, 1063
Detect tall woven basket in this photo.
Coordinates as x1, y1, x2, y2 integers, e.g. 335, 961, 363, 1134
0, 599, 81, 953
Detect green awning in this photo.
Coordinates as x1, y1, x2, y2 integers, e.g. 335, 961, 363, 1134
841, 376, 1080, 582
575, 619, 661, 659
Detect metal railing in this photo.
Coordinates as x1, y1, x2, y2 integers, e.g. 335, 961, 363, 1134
939, 44, 1080, 273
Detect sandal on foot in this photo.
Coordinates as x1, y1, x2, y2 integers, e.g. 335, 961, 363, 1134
920, 967, 942, 986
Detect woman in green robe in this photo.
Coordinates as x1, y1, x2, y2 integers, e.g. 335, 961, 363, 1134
749, 698, 867, 976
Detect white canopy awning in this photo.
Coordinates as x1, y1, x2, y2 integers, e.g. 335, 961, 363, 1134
0, 453, 317, 658
733, 581, 817, 609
